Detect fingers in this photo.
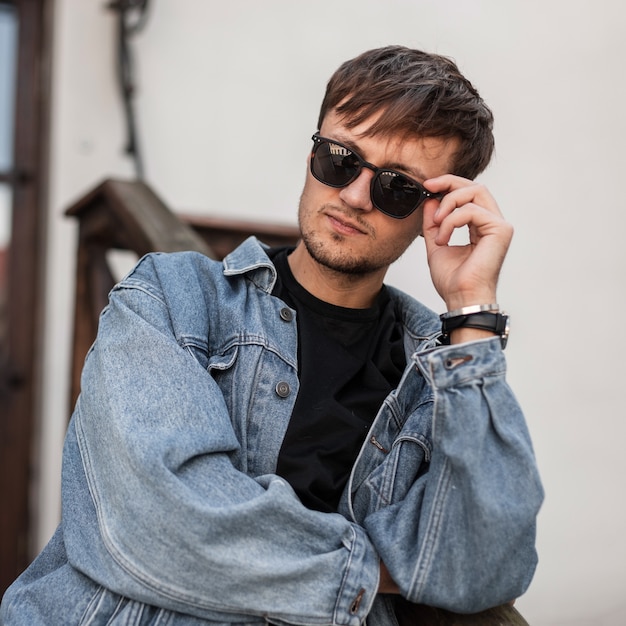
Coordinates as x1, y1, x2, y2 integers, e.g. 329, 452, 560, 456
434, 202, 513, 247
426, 175, 501, 221
420, 175, 514, 310
423, 175, 511, 247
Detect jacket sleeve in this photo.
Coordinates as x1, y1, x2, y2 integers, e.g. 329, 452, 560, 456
61, 255, 379, 626
362, 338, 544, 613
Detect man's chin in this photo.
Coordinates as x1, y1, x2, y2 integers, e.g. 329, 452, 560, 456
303, 237, 381, 276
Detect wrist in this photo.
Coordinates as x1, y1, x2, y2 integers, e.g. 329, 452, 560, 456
443, 292, 498, 313
441, 303, 499, 319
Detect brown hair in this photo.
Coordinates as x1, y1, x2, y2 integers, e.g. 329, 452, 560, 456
317, 46, 494, 179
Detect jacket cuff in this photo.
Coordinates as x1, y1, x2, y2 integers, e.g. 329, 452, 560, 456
414, 336, 506, 390
334, 525, 380, 625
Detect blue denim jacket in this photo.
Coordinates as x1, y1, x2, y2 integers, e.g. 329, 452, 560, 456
1, 237, 543, 625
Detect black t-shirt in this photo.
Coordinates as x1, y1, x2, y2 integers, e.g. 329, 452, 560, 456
270, 248, 406, 512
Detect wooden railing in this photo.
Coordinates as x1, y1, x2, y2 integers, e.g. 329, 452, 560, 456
66, 178, 529, 625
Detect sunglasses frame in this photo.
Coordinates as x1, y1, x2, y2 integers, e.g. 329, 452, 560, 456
310, 133, 444, 219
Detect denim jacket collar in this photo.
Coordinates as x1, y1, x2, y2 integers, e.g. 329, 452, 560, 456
222, 236, 279, 293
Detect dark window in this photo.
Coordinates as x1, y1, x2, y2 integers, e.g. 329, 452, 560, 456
0, 3, 17, 347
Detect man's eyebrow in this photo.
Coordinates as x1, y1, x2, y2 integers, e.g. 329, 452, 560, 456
329, 133, 428, 182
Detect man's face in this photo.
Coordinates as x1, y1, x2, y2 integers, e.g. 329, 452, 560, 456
297, 109, 458, 277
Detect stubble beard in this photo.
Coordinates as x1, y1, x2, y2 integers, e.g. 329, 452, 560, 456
300, 228, 383, 276
298, 205, 416, 277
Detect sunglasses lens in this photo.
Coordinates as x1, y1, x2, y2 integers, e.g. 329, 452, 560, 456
312, 140, 360, 187
372, 171, 423, 218
311, 136, 432, 219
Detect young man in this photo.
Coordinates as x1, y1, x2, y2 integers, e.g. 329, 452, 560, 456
1, 46, 543, 625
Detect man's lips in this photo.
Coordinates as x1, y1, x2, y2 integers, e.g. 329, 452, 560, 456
324, 210, 370, 236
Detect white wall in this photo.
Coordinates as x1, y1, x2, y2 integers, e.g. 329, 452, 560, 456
40, 1, 626, 624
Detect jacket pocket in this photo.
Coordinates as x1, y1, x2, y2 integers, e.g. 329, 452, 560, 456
358, 433, 432, 512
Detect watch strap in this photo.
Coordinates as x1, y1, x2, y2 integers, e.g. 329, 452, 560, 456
440, 311, 510, 348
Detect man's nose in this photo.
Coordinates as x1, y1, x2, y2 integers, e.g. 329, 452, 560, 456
338, 168, 375, 212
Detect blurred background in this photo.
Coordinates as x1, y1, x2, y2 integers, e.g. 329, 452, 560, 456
1, 1, 625, 624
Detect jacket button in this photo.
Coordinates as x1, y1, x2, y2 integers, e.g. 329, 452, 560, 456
279, 307, 294, 322
275, 381, 291, 398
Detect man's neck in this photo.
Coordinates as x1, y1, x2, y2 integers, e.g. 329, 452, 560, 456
287, 244, 386, 309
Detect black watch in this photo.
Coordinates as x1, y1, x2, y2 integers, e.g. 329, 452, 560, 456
440, 311, 510, 349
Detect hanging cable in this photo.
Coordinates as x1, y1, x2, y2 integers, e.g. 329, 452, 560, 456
108, 0, 150, 179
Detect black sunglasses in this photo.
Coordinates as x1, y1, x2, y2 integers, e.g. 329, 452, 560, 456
310, 133, 444, 219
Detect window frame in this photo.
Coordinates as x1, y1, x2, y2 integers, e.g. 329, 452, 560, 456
0, 0, 51, 591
